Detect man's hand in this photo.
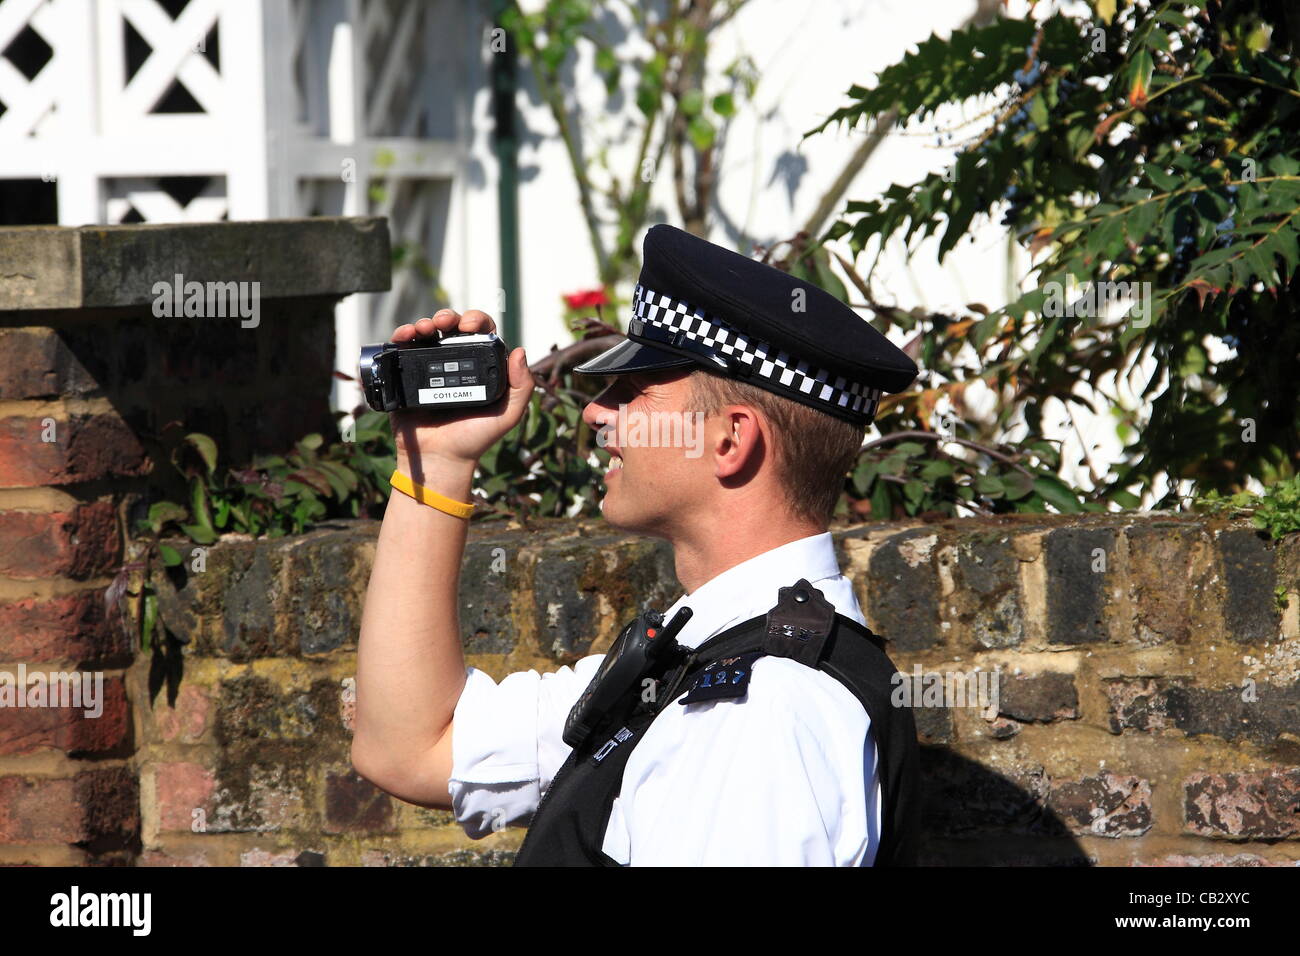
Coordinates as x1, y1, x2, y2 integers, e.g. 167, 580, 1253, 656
389, 309, 534, 473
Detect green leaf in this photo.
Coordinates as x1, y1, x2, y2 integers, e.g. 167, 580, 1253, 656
189, 477, 214, 537
1111, 489, 1142, 508
919, 459, 955, 481
891, 441, 928, 457
852, 458, 878, 496
972, 311, 1004, 350
687, 115, 715, 152
183, 433, 219, 476
878, 454, 908, 478
870, 479, 891, 520
141, 590, 158, 652
147, 501, 188, 531
213, 497, 230, 529
903, 479, 926, 507
159, 543, 183, 566
181, 523, 217, 545
1001, 471, 1034, 500
1145, 165, 1180, 191
1032, 475, 1083, 513
1029, 93, 1049, 129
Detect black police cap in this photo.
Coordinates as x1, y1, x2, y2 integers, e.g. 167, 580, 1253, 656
573, 224, 917, 426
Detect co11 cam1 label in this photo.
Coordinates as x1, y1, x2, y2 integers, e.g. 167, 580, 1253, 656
417, 386, 488, 404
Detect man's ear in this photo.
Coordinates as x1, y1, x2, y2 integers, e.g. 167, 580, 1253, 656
715, 405, 762, 479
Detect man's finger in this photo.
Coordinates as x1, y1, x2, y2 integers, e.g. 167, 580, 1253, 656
458, 310, 496, 334
430, 309, 460, 332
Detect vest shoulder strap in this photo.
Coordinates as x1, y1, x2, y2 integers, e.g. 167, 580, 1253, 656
664, 579, 920, 866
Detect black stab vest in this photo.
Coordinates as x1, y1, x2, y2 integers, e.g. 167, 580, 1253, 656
513, 608, 921, 867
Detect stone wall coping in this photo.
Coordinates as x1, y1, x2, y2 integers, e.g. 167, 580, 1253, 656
0, 217, 391, 312
186, 510, 1265, 549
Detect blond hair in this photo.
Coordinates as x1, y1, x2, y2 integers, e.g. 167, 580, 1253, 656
687, 369, 864, 526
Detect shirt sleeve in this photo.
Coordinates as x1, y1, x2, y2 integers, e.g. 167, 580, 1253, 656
610, 657, 875, 866
447, 656, 603, 838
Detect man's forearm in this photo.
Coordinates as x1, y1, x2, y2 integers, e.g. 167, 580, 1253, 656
353, 454, 477, 780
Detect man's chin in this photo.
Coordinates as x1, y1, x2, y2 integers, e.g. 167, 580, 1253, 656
597, 491, 660, 537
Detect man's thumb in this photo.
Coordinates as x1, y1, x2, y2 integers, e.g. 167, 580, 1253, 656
505, 347, 534, 415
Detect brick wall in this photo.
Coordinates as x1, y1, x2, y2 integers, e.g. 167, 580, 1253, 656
0, 219, 389, 865
88, 514, 1300, 866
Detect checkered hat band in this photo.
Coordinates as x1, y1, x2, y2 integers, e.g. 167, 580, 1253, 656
631, 283, 882, 416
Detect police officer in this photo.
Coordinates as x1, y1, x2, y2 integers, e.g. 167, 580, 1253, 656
352, 223, 920, 866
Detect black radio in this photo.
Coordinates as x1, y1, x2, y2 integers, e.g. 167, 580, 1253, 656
359, 332, 509, 412
563, 606, 694, 751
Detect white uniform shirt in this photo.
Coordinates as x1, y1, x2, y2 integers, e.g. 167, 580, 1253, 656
448, 531, 883, 865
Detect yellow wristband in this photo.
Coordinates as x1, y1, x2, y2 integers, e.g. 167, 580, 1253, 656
388, 469, 475, 519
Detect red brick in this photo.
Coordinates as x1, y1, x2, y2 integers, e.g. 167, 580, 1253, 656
0, 415, 149, 488
324, 769, 394, 834
75, 765, 140, 846
153, 684, 211, 743
0, 329, 95, 400
0, 767, 137, 845
154, 762, 216, 833
0, 501, 121, 579
0, 672, 129, 756
1185, 769, 1300, 839
0, 776, 81, 843
0, 591, 129, 664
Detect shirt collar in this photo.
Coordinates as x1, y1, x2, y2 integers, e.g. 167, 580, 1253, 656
661, 532, 843, 650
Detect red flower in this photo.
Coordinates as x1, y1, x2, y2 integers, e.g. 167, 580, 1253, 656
563, 288, 610, 310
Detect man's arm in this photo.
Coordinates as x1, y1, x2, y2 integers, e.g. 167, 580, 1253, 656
350, 309, 533, 809
351, 469, 474, 808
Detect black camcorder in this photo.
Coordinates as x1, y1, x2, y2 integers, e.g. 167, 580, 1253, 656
359, 332, 509, 412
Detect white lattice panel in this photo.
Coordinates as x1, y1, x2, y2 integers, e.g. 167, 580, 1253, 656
0, 0, 472, 414
0, 0, 60, 139
95, 0, 226, 134
105, 175, 228, 222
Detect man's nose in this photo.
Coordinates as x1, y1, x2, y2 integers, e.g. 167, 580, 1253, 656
581, 384, 618, 429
